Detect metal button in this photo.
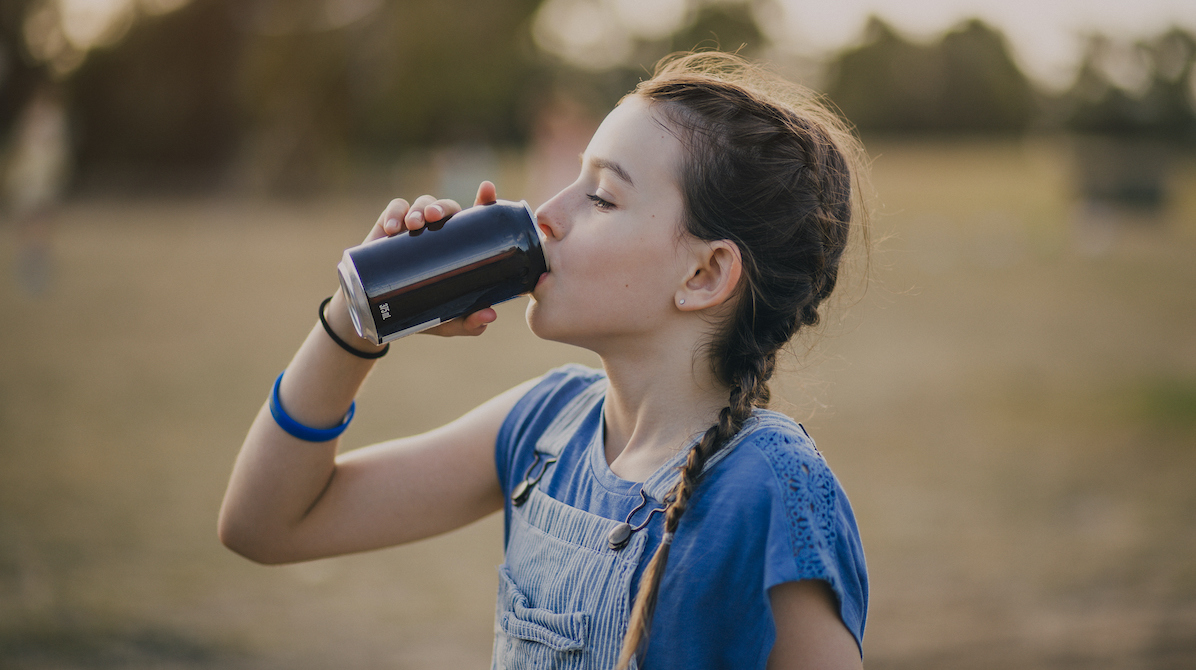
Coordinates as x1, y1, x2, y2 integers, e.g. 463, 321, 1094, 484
607, 523, 633, 551
511, 479, 532, 506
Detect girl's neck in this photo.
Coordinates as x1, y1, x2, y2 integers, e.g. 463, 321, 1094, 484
598, 341, 729, 483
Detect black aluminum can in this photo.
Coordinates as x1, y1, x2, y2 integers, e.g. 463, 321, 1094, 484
337, 199, 548, 344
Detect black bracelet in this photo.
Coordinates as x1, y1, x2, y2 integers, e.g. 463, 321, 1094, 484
319, 296, 389, 359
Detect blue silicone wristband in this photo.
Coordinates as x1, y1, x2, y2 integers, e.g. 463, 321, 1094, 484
269, 371, 355, 442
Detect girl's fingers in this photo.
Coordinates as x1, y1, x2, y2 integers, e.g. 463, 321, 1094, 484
474, 181, 497, 206
425, 308, 497, 337
425, 198, 462, 223
406, 195, 465, 230
367, 188, 483, 243
366, 198, 411, 243
460, 307, 498, 335
405, 195, 437, 230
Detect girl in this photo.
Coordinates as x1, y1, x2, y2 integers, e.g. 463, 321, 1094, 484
220, 52, 869, 669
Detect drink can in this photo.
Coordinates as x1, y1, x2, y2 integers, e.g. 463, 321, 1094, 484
337, 199, 548, 344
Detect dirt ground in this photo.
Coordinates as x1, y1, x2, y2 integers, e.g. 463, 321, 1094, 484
1, 139, 1194, 669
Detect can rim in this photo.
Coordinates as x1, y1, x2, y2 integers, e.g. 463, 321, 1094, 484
519, 199, 549, 272
337, 248, 379, 345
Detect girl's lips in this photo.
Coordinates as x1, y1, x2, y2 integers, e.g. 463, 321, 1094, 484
531, 272, 549, 299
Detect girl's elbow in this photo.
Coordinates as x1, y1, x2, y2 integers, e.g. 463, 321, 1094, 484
217, 515, 288, 565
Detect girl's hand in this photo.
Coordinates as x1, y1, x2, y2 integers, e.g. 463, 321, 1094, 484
364, 194, 456, 244
363, 181, 501, 337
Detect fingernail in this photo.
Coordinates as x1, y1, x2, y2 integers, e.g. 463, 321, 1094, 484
385, 218, 399, 231
428, 205, 442, 219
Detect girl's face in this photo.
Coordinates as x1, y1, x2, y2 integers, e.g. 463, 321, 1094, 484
527, 96, 692, 352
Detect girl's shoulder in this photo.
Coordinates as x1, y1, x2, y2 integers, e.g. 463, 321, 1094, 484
687, 411, 856, 562
718, 410, 869, 646
500, 364, 606, 435
731, 411, 855, 541
706, 409, 837, 501
495, 364, 606, 476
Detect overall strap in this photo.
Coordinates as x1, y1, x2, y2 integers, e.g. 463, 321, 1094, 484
534, 377, 608, 458
511, 376, 609, 508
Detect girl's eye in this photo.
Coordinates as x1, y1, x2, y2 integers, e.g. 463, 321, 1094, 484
587, 194, 615, 211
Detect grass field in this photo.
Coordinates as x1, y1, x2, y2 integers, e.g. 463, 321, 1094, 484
1, 139, 1194, 668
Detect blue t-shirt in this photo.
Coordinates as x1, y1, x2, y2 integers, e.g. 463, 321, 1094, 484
495, 365, 868, 667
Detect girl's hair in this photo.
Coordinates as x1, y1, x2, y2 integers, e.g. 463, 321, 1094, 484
616, 52, 868, 669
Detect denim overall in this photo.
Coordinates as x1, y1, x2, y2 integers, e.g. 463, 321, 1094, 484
491, 377, 754, 669
492, 378, 647, 670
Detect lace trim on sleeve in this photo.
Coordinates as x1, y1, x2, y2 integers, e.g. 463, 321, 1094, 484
757, 431, 840, 590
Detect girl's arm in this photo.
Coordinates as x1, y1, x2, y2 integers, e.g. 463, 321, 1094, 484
767, 580, 864, 670
218, 184, 521, 565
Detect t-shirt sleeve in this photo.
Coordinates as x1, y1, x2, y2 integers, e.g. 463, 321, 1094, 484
757, 427, 869, 655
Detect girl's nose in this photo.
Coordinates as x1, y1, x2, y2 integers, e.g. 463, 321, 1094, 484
533, 199, 564, 241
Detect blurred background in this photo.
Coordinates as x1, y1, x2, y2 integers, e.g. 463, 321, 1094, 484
1, 0, 1194, 668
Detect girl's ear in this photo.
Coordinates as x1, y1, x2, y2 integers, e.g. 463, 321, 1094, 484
676, 240, 742, 311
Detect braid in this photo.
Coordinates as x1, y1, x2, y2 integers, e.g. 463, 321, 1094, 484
613, 51, 865, 668
616, 356, 774, 669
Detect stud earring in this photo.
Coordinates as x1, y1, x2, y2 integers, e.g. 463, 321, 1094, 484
679, 299, 686, 306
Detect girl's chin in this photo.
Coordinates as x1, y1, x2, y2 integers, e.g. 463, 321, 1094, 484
525, 302, 579, 346
524, 300, 548, 337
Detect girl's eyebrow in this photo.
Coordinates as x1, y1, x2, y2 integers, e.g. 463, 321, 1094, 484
578, 153, 636, 189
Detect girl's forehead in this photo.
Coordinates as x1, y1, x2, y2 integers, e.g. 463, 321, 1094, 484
592, 96, 667, 144
585, 97, 682, 184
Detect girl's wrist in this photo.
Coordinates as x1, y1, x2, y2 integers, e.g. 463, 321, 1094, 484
324, 291, 389, 357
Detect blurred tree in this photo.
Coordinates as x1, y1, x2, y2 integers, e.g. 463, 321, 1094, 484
529, 0, 765, 76
939, 19, 1037, 132
3, 0, 549, 193
230, 0, 362, 192
526, 0, 770, 127
824, 17, 1037, 134
229, 0, 546, 191
347, 0, 544, 150
823, 17, 943, 132
1064, 29, 1196, 210
0, 0, 45, 137
70, 0, 242, 187
32, 1, 1195, 195
670, 2, 764, 55
1065, 29, 1196, 142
